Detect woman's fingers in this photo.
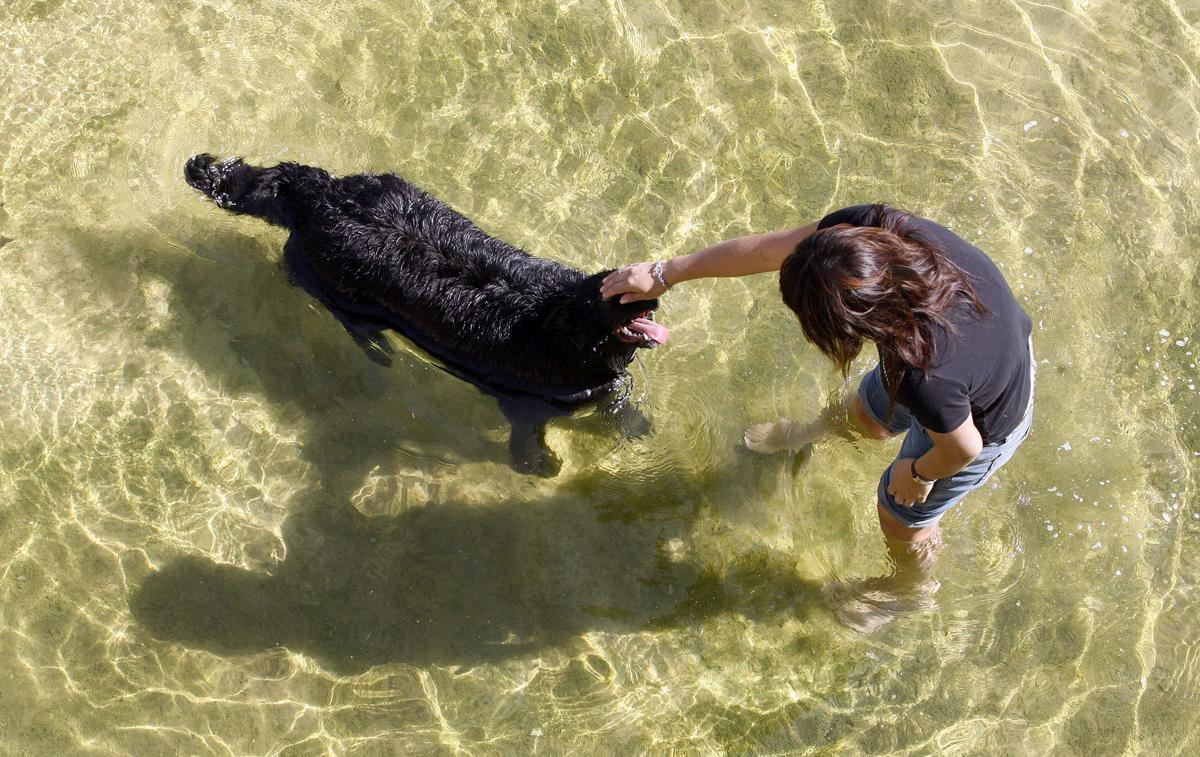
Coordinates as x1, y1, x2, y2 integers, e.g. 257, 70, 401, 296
887, 475, 914, 507
600, 267, 635, 299
601, 263, 660, 301
600, 268, 626, 293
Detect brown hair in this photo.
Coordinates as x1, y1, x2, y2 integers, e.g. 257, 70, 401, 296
779, 204, 986, 415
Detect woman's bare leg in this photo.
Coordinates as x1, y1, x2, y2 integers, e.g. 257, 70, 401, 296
876, 503, 944, 591
743, 379, 945, 631
744, 388, 898, 453
821, 504, 945, 633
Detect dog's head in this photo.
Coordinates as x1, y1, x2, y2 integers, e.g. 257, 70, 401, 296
548, 271, 668, 374
185, 154, 254, 207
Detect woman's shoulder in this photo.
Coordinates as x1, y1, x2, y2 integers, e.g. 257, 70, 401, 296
816, 204, 881, 230
817, 204, 957, 242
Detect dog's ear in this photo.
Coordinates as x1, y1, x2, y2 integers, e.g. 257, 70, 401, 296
545, 289, 602, 329
536, 279, 610, 349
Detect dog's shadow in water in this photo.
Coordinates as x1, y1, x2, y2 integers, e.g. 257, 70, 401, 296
78, 226, 821, 671
130, 465, 823, 673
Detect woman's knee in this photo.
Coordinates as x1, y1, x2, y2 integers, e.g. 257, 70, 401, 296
876, 502, 940, 542
851, 395, 899, 440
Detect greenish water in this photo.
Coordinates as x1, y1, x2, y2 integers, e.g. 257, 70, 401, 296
1, 0, 1198, 753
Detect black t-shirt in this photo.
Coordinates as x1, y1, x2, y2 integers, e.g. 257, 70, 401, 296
817, 205, 1034, 444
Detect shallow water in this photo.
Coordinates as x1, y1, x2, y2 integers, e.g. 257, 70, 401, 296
1, 0, 1198, 753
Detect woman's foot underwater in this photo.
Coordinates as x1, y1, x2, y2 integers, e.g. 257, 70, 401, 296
743, 392, 864, 454
822, 529, 945, 633
743, 418, 824, 453
820, 576, 940, 634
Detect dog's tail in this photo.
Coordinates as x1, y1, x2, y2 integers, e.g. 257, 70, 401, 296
184, 154, 318, 228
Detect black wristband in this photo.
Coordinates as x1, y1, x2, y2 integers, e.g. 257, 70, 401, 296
911, 458, 936, 484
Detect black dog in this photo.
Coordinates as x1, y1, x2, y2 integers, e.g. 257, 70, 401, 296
184, 155, 667, 475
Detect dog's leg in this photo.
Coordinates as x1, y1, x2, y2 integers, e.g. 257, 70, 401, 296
497, 397, 562, 477
597, 394, 653, 440
283, 237, 395, 366
331, 312, 395, 367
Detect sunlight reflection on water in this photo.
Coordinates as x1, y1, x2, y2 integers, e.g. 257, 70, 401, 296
0, 0, 1197, 752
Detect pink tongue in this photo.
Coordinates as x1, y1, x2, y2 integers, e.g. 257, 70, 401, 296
628, 317, 669, 344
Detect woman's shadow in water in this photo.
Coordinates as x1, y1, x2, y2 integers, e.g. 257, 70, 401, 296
76, 224, 822, 672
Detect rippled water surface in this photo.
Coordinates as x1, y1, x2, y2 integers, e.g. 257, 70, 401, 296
2, 0, 1199, 753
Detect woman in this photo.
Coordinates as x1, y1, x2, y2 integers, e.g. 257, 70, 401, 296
600, 204, 1034, 631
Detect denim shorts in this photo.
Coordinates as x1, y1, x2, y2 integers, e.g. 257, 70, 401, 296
859, 339, 1035, 529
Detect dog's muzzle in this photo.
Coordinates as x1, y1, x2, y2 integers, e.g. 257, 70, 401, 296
615, 311, 669, 347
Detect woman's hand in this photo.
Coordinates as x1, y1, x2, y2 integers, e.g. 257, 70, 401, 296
887, 458, 934, 507
600, 263, 667, 304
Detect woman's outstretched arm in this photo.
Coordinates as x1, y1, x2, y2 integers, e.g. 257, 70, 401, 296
600, 222, 819, 303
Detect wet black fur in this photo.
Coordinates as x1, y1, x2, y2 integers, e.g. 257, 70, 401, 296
184, 154, 657, 476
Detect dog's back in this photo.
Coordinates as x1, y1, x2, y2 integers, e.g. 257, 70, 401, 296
304, 172, 583, 308
285, 171, 585, 359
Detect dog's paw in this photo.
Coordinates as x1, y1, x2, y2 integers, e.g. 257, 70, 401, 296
606, 402, 651, 440
512, 449, 562, 478
349, 330, 394, 367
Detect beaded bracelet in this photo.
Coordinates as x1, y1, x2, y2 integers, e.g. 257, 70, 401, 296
651, 260, 672, 290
